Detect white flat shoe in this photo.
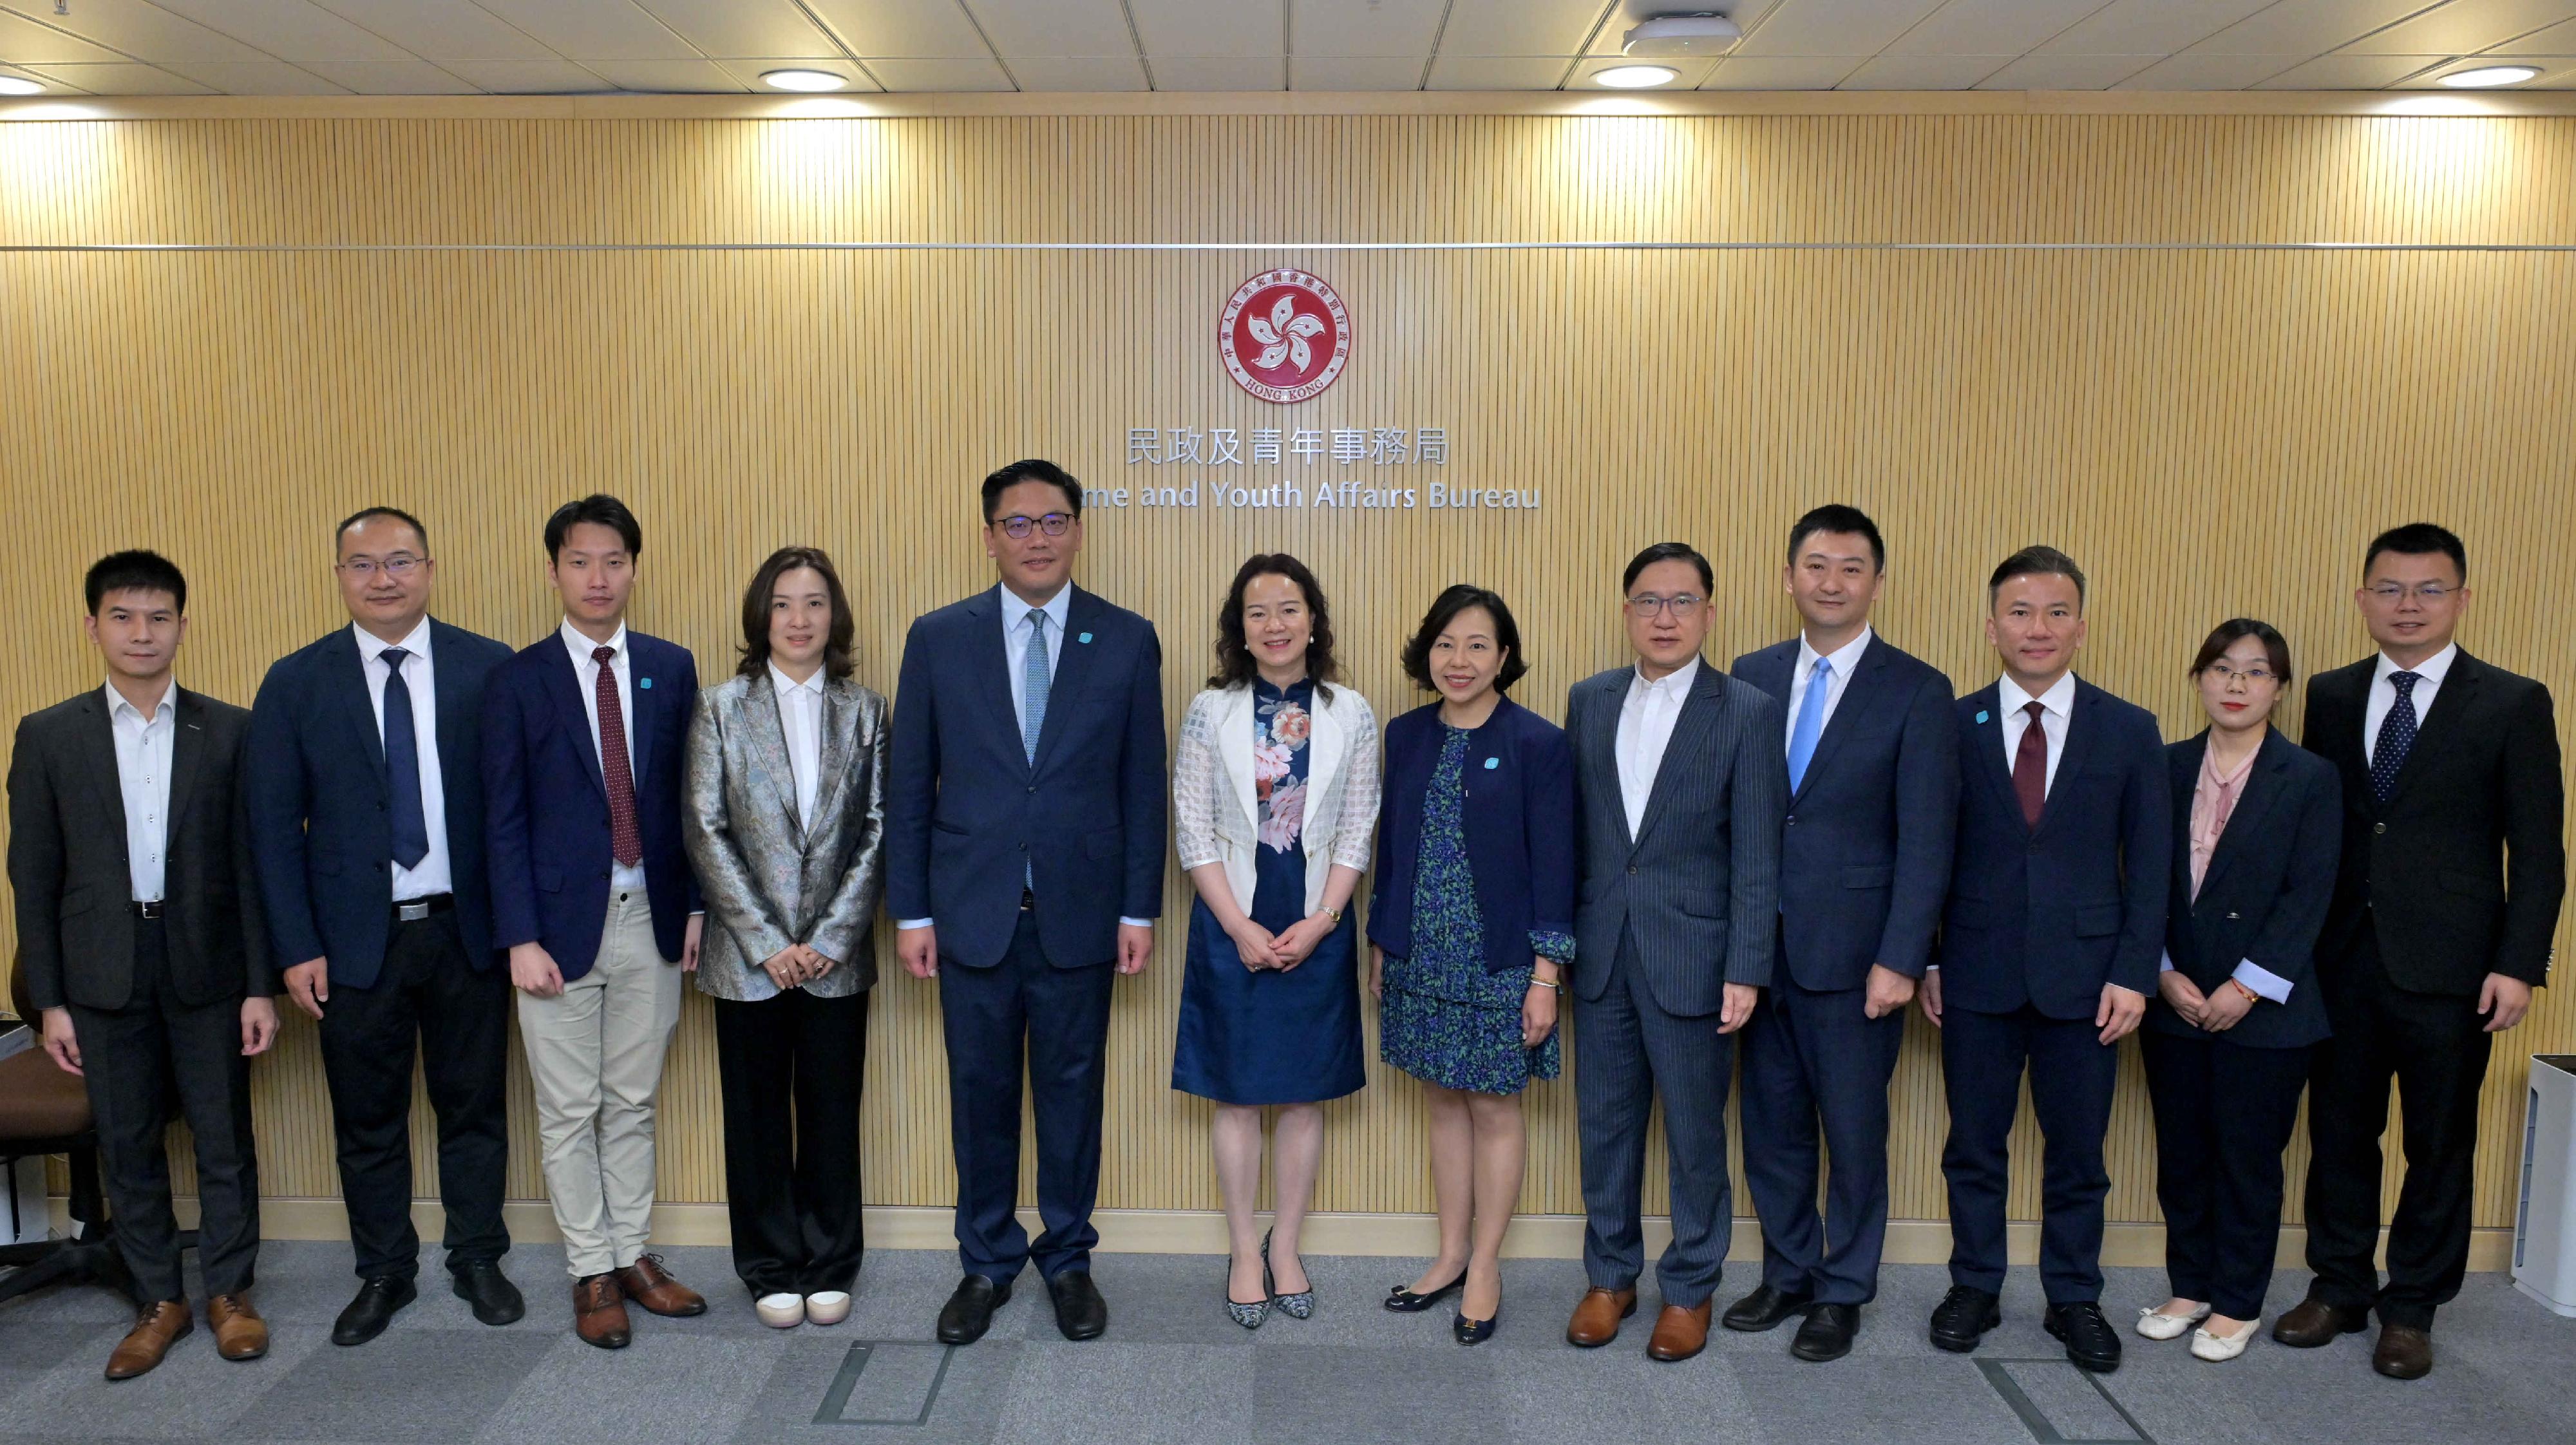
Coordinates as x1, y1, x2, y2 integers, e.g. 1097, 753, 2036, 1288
2136, 1302, 2211, 1340
756, 1292, 806, 1328
2191, 1318, 2260, 1362
805, 1291, 851, 1327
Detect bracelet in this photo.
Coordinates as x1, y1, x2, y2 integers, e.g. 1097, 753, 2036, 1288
2229, 978, 2261, 1005
1528, 976, 1562, 992
1321, 903, 1343, 924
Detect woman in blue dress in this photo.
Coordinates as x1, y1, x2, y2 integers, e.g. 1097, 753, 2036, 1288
1369, 585, 1575, 1345
1171, 554, 1381, 1328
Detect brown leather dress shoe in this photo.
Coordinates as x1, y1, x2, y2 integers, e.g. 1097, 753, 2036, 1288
1646, 1300, 1714, 1363
614, 1254, 708, 1318
574, 1273, 633, 1349
105, 1300, 193, 1381
2372, 1324, 2434, 1380
207, 1294, 270, 1361
1566, 1287, 1637, 1348
2271, 1298, 2370, 1348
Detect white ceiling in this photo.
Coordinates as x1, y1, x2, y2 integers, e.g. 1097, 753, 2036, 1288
1, 0, 2571, 97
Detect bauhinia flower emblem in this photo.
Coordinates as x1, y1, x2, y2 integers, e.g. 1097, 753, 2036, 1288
1219, 269, 1352, 404
1246, 294, 1327, 373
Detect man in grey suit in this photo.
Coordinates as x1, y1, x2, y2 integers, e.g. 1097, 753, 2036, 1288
1562, 542, 1788, 1363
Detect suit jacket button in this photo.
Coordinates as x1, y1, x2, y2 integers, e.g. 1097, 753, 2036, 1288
1627, 865, 1638, 875
1786, 816, 1797, 827
2226, 911, 2240, 920
2374, 821, 2387, 836
1027, 785, 1036, 793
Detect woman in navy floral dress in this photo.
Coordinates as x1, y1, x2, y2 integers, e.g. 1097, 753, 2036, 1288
1368, 585, 1576, 1344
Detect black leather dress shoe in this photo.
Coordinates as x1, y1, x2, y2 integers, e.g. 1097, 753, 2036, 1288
1048, 1270, 1108, 1341
332, 1276, 417, 1346
1723, 1283, 1815, 1333
2045, 1301, 2123, 1374
451, 1260, 526, 1327
1452, 1305, 1497, 1346
1928, 1285, 2002, 1353
936, 1275, 1012, 1345
1791, 1303, 1859, 1362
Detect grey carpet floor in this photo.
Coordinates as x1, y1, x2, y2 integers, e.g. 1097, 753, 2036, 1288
3, 1241, 2571, 1444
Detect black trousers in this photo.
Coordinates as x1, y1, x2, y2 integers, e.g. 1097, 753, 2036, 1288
65, 917, 260, 1302
2302, 932, 2492, 1329
712, 988, 870, 1296
2141, 1028, 2311, 1320
314, 910, 512, 1281
1940, 1003, 2118, 1304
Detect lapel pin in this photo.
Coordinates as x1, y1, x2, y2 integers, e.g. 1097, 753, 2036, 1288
1078, 632, 1094, 644
1975, 710, 1990, 724
1484, 757, 1500, 770
639, 677, 653, 689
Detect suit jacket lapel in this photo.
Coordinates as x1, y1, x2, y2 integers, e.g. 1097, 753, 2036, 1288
968, 590, 1028, 779
428, 622, 478, 797
1305, 687, 1345, 821
1582, 674, 1633, 852
2195, 728, 2290, 902
1030, 589, 1100, 775
164, 688, 209, 835
741, 679, 807, 851
328, 630, 391, 788
2383, 652, 2478, 811
808, 677, 857, 835
1967, 684, 2024, 832
1792, 641, 1884, 804
2032, 685, 2100, 839
542, 639, 609, 802
76, 693, 126, 834
1633, 662, 1725, 854
1219, 687, 1260, 833
625, 639, 658, 790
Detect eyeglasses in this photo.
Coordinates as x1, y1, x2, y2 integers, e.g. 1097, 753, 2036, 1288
1625, 594, 1703, 619
996, 513, 1073, 540
2204, 665, 2277, 686
337, 554, 424, 578
2366, 583, 2454, 605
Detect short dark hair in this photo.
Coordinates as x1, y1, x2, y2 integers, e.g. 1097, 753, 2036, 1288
2363, 522, 2466, 585
1207, 553, 1341, 699
1987, 545, 2087, 609
2189, 618, 2294, 686
1621, 542, 1713, 596
85, 550, 186, 616
737, 545, 857, 681
544, 494, 643, 560
336, 506, 430, 557
981, 459, 1083, 524
1401, 585, 1529, 695
1786, 504, 1885, 571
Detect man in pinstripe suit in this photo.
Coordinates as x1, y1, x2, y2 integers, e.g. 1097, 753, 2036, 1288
1562, 542, 1789, 1364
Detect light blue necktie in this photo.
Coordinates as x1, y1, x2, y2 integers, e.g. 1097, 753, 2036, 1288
1021, 609, 1051, 890
1786, 656, 1831, 793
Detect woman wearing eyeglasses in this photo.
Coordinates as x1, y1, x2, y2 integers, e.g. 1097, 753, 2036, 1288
2135, 619, 2339, 1362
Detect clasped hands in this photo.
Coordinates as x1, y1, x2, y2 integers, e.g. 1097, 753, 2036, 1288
759, 942, 840, 992
1229, 912, 1336, 973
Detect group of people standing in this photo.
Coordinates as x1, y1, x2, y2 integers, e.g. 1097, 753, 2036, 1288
8, 460, 2561, 1394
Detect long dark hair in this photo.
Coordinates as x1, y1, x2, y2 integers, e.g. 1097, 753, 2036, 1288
736, 545, 856, 681
1207, 552, 1339, 700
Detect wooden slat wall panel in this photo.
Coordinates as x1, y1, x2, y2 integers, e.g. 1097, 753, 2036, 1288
3, 113, 2571, 1234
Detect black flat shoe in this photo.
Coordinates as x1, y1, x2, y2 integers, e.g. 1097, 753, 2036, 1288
1048, 1269, 1108, 1341
1385, 1270, 1466, 1313
1722, 1282, 1815, 1333
1792, 1303, 1859, 1362
2045, 1301, 2123, 1374
1263, 1231, 1313, 1321
936, 1274, 1012, 1345
1453, 1305, 1498, 1345
331, 1276, 417, 1346
1929, 1285, 2002, 1353
450, 1260, 525, 1327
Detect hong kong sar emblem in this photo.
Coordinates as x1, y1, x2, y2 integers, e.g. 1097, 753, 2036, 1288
1218, 269, 1351, 404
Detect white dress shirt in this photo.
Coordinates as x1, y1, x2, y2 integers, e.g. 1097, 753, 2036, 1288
1996, 671, 2078, 798
1783, 627, 1873, 754
1616, 656, 1700, 838
562, 619, 646, 891
353, 618, 453, 901
2363, 642, 2457, 768
770, 663, 826, 826
106, 681, 176, 903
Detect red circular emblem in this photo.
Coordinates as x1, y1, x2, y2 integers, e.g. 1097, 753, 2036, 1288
1218, 269, 1351, 404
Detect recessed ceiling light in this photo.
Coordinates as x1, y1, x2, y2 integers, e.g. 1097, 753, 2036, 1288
762, 69, 849, 93
0, 76, 44, 97
2438, 65, 2541, 88
1594, 64, 1680, 89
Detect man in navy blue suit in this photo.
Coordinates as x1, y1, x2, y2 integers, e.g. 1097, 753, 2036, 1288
1727, 505, 1956, 1363
244, 507, 524, 1346
1923, 545, 2168, 1375
887, 459, 1167, 1346
481, 495, 707, 1349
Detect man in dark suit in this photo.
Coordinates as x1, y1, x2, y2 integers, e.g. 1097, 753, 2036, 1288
9, 551, 274, 1380
1562, 542, 1786, 1364
2277, 523, 2564, 1380
886, 459, 1166, 1346
243, 507, 524, 1346
1924, 545, 2166, 1375
481, 495, 706, 1348
1726, 506, 1956, 1362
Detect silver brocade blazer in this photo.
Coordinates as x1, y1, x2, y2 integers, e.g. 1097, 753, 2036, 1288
682, 671, 888, 1001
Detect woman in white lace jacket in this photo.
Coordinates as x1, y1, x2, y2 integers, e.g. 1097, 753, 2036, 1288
1170, 553, 1381, 1330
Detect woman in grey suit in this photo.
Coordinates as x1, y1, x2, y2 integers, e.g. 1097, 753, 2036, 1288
683, 546, 887, 1330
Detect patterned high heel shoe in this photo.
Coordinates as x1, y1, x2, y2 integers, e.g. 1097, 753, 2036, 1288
1226, 1253, 1271, 1330
1264, 1231, 1314, 1320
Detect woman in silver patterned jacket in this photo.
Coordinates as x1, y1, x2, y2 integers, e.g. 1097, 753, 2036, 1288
683, 545, 887, 1332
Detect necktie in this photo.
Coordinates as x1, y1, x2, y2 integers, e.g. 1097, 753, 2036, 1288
594, 645, 641, 865
379, 647, 430, 870
1022, 609, 1052, 764
1786, 656, 1832, 793
2012, 699, 2049, 829
2371, 671, 2421, 804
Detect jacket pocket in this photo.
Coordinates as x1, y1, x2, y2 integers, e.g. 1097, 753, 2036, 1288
2438, 868, 2503, 902
1084, 826, 1122, 861
535, 866, 564, 893
1677, 890, 1728, 921
932, 819, 970, 837
1841, 864, 1893, 890
57, 883, 99, 920
2073, 903, 2123, 938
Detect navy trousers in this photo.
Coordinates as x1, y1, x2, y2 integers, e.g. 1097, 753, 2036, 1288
2141, 1028, 2309, 1320
1739, 968, 1905, 1305
1939, 1002, 2117, 1304
940, 908, 1115, 1283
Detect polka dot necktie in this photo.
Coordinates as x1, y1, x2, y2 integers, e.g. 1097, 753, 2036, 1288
2371, 671, 2421, 804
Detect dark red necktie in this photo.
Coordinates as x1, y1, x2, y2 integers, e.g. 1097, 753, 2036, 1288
594, 646, 641, 865
2012, 699, 2048, 828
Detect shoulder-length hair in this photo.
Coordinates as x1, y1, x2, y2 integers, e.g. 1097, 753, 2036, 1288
1401, 584, 1528, 694
2188, 617, 2293, 686
736, 545, 857, 681
1206, 552, 1340, 700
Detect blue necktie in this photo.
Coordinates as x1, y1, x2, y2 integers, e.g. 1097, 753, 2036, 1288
2371, 670, 2421, 804
379, 647, 430, 869
1021, 610, 1051, 891
1787, 656, 1832, 793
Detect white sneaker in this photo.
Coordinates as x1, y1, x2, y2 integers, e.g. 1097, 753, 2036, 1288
805, 1290, 852, 1327
2191, 1318, 2260, 1362
2136, 1301, 2212, 1340
756, 1292, 806, 1328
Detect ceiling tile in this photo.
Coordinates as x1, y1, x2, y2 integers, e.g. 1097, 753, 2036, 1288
1294, 0, 1446, 54
1424, 52, 1566, 86
2394, 52, 2576, 80
0, 0, 269, 63
868, 54, 1016, 89
2033, 0, 2276, 55
306, 1, 558, 61
2344, 0, 2576, 55
1886, 0, 2112, 57
1700, 53, 1864, 88
1975, 53, 2161, 88
711, 57, 883, 90
1565, 54, 1715, 86
1009, 53, 1148, 88
1146, 54, 1284, 88
802, 0, 990, 56
1128, 0, 1280, 58
0, 10, 131, 64
2255, 52, 2443, 85
629, 0, 838, 57
2494, 17, 2576, 48
1839, 53, 2012, 88
2185, 0, 2432, 56
1434, 0, 1604, 57
2114, 51, 2306, 87
157, 59, 354, 92
961, 0, 1134, 56
580, 57, 746, 90
442, 58, 620, 92
23, 61, 217, 93
1588, 0, 1785, 54
1290, 54, 1426, 88
296, 58, 482, 92
1739, 0, 1947, 57
471, 1, 696, 61
144, 0, 415, 62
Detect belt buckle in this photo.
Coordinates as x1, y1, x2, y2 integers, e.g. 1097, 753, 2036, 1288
398, 900, 432, 923
1019, 889, 1036, 912
134, 900, 164, 920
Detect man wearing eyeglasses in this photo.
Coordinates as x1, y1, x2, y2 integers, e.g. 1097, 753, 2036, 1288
1562, 542, 1786, 1363
2277, 523, 2564, 1380
886, 459, 1167, 1347
243, 507, 523, 1346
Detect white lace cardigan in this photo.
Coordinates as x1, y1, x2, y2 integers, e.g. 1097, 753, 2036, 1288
1171, 680, 1381, 918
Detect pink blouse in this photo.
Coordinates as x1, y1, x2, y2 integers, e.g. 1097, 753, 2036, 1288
2186, 743, 2258, 900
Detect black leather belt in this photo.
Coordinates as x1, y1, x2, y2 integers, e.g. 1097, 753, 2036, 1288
129, 900, 164, 919
393, 893, 455, 923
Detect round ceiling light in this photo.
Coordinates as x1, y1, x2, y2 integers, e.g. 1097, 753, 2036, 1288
1594, 64, 1681, 89
2437, 65, 2541, 88
762, 69, 849, 92
0, 75, 45, 96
